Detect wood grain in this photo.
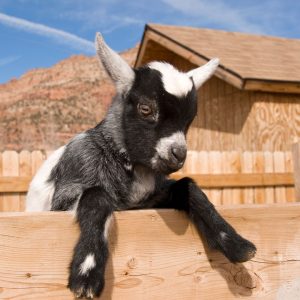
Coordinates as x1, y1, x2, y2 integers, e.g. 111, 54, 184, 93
0, 176, 31, 192
19, 151, 31, 211
170, 173, 294, 188
1, 205, 300, 299
137, 26, 300, 152
2, 151, 20, 211
292, 142, 300, 201
263, 152, 275, 204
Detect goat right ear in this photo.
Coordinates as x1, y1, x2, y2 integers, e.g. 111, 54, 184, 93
95, 33, 135, 94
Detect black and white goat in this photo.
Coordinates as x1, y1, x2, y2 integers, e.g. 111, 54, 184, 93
26, 33, 256, 299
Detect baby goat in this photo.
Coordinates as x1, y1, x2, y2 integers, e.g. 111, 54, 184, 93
26, 33, 256, 299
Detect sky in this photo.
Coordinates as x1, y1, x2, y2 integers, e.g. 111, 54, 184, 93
0, 0, 300, 83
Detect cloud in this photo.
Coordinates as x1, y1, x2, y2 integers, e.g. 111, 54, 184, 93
0, 55, 21, 67
0, 12, 95, 54
161, 0, 264, 34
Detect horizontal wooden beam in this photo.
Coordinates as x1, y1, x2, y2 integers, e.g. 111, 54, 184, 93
0, 173, 295, 193
0, 176, 31, 192
1, 204, 300, 299
170, 172, 295, 188
244, 79, 300, 94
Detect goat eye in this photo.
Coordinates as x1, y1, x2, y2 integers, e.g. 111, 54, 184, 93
138, 104, 152, 116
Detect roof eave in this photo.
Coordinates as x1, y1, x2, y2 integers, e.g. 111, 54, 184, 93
135, 24, 300, 94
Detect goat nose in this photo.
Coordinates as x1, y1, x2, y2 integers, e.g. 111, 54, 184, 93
171, 145, 187, 164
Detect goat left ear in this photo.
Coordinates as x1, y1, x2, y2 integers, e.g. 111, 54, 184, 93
187, 58, 219, 89
95, 32, 135, 94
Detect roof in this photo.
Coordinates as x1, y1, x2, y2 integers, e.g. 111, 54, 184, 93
136, 24, 300, 93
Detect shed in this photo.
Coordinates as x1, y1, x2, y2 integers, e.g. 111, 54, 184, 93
136, 24, 300, 152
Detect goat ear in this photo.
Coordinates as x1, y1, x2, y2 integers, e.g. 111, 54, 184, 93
187, 58, 219, 89
95, 32, 135, 94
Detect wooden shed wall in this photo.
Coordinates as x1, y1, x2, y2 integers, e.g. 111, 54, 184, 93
139, 41, 300, 151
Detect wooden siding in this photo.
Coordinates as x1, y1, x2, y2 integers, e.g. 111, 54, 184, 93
189, 76, 300, 151
137, 40, 300, 151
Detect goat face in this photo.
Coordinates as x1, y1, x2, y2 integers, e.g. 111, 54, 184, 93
96, 33, 219, 174
122, 65, 197, 174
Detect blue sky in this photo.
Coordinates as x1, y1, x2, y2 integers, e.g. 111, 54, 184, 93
0, 0, 300, 83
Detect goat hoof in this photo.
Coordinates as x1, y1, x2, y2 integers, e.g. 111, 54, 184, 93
217, 231, 257, 263
68, 273, 104, 299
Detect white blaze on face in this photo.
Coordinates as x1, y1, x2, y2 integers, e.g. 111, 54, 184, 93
154, 131, 186, 161
148, 62, 193, 97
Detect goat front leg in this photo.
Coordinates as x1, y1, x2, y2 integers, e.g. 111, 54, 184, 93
68, 186, 113, 299
156, 178, 256, 263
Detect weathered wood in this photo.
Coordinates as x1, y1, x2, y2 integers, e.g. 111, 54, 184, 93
0, 205, 300, 299
292, 142, 300, 201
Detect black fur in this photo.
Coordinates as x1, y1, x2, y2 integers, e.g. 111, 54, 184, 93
37, 49, 256, 298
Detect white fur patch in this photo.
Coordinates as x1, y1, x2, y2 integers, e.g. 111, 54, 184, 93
104, 215, 113, 240
129, 166, 155, 204
26, 146, 65, 212
155, 131, 186, 161
148, 62, 193, 97
220, 231, 228, 240
79, 253, 96, 276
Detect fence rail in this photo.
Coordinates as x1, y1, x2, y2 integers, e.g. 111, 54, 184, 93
1, 204, 300, 299
0, 150, 297, 211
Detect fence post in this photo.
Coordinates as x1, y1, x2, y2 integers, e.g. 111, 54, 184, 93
292, 141, 300, 201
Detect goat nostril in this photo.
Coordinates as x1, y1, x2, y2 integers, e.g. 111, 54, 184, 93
171, 146, 187, 163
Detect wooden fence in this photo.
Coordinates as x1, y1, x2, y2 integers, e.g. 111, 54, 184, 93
1, 204, 300, 299
0, 150, 296, 211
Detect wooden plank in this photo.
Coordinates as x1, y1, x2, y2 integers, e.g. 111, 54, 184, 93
19, 151, 32, 211
241, 152, 254, 204
263, 152, 275, 204
31, 151, 45, 175
0, 171, 294, 193
0, 153, 3, 211
221, 152, 242, 205
244, 79, 300, 94
253, 152, 265, 204
2, 151, 20, 211
0, 172, 294, 194
292, 142, 300, 201
208, 151, 222, 205
273, 152, 286, 203
1, 204, 300, 299
284, 151, 296, 202
170, 173, 294, 188
0, 177, 31, 193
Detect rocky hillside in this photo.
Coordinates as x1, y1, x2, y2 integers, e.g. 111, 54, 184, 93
0, 46, 138, 151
